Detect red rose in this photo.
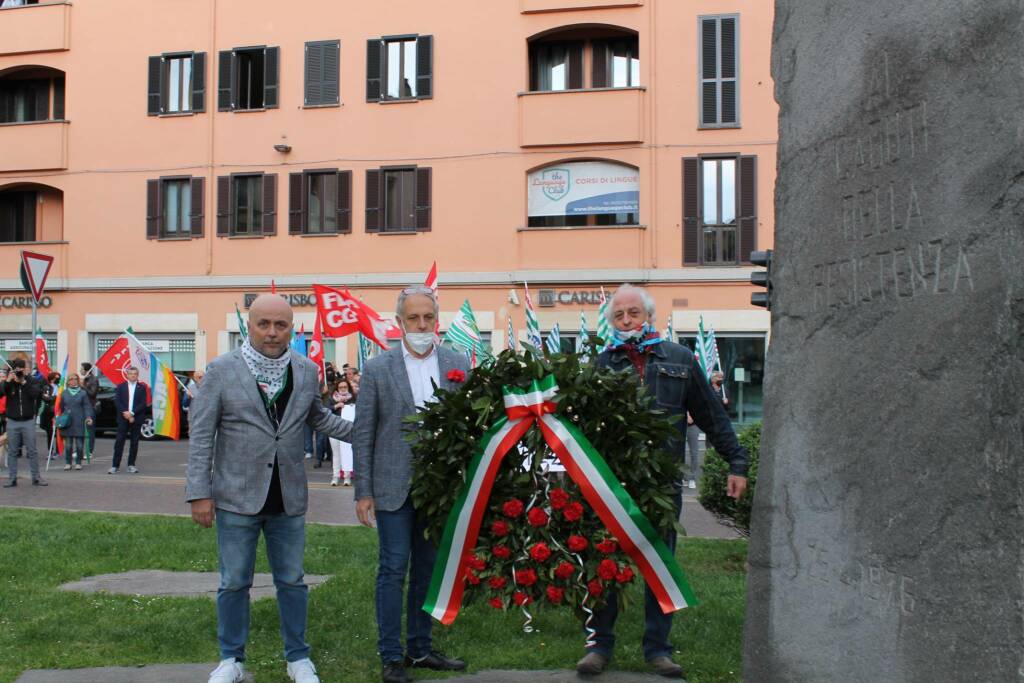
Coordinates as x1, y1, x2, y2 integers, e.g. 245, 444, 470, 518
562, 501, 584, 522
587, 579, 604, 597
548, 488, 570, 510
492, 544, 511, 559
447, 369, 466, 383
514, 568, 538, 586
527, 507, 549, 527
597, 559, 618, 581
467, 555, 486, 571
546, 586, 565, 604
489, 597, 504, 609
464, 568, 481, 585
488, 576, 507, 590
596, 539, 618, 555
502, 499, 525, 518
555, 561, 575, 580
491, 520, 510, 537
615, 567, 635, 584
567, 535, 589, 553
513, 591, 533, 606
529, 542, 552, 563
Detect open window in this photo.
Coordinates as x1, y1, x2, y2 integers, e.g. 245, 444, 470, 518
528, 26, 638, 92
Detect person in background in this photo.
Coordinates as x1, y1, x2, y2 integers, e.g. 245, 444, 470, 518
39, 371, 61, 454
329, 378, 355, 487
58, 373, 95, 470
81, 363, 100, 462
110, 367, 148, 475
2, 359, 47, 488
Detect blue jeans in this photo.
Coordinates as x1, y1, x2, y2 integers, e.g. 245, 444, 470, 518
375, 495, 436, 664
215, 509, 310, 663
303, 424, 314, 455
589, 489, 683, 661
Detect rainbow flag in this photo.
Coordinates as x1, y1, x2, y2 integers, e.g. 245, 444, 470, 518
53, 355, 69, 455
123, 330, 181, 440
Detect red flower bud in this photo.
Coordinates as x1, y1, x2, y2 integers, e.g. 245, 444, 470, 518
464, 568, 481, 585
567, 535, 589, 553
597, 559, 618, 581
447, 369, 466, 383
587, 579, 604, 597
596, 539, 618, 555
492, 544, 511, 559
468, 555, 486, 571
513, 591, 533, 606
546, 585, 565, 604
502, 499, 525, 519
562, 501, 584, 522
491, 520, 510, 537
527, 507, 549, 527
489, 597, 504, 609
548, 488, 570, 510
555, 561, 576, 580
529, 542, 552, 563
514, 568, 538, 586
488, 576, 507, 590
615, 567, 635, 584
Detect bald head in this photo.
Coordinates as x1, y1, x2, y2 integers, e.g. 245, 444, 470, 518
248, 294, 294, 358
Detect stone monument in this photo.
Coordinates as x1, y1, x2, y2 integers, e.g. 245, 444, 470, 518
745, 1, 1024, 680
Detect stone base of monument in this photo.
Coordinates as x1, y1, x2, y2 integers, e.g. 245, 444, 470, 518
58, 570, 329, 601
15, 663, 254, 683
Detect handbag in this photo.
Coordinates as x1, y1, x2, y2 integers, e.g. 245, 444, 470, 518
55, 413, 71, 430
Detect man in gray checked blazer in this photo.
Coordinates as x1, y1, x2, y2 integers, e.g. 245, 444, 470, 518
187, 294, 352, 683
353, 286, 470, 683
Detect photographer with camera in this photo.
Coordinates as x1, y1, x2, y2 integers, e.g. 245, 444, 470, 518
2, 358, 47, 488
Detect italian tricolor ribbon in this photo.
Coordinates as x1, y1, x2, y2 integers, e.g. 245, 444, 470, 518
424, 376, 697, 625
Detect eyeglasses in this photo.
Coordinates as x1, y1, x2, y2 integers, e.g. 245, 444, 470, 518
401, 286, 435, 295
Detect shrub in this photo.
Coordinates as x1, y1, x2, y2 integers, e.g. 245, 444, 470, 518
698, 421, 761, 534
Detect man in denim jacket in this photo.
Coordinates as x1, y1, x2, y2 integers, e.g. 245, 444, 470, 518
578, 283, 749, 680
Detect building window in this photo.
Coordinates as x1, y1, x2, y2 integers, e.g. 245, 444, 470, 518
0, 190, 36, 242
365, 167, 431, 233
701, 158, 737, 264
366, 35, 433, 102
146, 177, 203, 239
288, 170, 351, 235
216, 174, 276, 237
699, 15, 738, 127
527, 161, 639, 228
217, 46, 279, 111
683, 156, 756, 264
0, 74, 64, 123
528, 28, 638, 92
166, 55, 192, 113
148, 52, 205, 116
162, 179, 191, 235
304, 40, 340, 106
234, 175, 263, 234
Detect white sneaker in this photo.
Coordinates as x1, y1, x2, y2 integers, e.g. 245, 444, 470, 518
343, 476, 352, 487
63, 464, 71, 471
74, 464, 82, 470
127, 466, 139, 474
688, 479, 697, 489
330, 478, 339, 486
208, 658, 245, 683
304, 452, 313, 460
107, 467, 118, 474
286, 657, 320, 683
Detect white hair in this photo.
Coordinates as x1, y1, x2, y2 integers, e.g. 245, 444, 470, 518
396, 286, 439, 319
606, 283, 656, 324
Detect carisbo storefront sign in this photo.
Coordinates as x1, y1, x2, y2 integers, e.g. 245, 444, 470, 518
0, 295, 52, 309
244, 292, 316, 308
537, 289, 605, 307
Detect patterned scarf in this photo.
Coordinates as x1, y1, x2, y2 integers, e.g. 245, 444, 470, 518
241, 339, 291, 404
610, 325, 663, 381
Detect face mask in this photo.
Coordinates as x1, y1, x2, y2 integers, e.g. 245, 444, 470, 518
404, 332, 435, 354
612, 322, 653, 344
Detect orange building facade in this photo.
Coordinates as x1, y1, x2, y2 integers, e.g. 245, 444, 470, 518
0, 0, 775, 423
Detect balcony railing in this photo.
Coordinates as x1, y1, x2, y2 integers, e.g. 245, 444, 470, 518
518, 87, 645, 147
0, 120, 68, 172
0, 1, 71, 56
521, 0, 642, 13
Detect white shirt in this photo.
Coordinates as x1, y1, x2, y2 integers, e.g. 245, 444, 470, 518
402, 343, 440, 408
127, 381, 138, 415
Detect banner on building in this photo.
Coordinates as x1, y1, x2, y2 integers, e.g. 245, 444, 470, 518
527, 161, 639, 217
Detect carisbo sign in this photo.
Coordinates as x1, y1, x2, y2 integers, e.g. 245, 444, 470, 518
537, 289, 606, 307
0, 295, 52, 309
244, 292, 316, 308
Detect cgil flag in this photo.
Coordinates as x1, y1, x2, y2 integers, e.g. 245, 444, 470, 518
445, 300, 492, 364
507, 315, 516, 352
576, 311, 589, 357
235, 304, 248, 341
309, 313, 326, 385
313, 284, 400, 349
545, 323, 562, 355
35, 327, 51, 378
596, 286, 612, 350
523, 284, 542, 350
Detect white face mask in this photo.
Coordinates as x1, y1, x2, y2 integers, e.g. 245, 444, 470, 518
404, 332, 435, 355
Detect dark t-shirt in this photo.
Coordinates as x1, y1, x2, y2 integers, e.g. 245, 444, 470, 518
257, 366, 294, 516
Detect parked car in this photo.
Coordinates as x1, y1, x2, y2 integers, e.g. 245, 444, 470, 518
93, 372, 191, 440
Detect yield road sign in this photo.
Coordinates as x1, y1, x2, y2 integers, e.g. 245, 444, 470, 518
20, 250, 54, 303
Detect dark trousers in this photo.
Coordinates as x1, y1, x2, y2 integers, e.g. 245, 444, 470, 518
589, 488, 683, 661
112, 417, 142, 468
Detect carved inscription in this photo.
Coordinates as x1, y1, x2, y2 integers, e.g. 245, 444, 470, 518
807, 541, 917, 618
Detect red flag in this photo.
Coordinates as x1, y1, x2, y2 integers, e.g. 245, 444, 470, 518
35, 333, 51, 378
424, 261, 438, 293
95, 336, 132, 385
309, 312, 326, 385
313, 284, 399, 350
271, 279, 277, 293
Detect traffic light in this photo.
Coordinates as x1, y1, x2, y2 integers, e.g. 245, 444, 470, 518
750, 249, 772, 309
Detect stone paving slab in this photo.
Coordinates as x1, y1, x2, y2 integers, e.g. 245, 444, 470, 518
59, 570, 329, 601
447, 670, 665, 681
15, 663, 254, 683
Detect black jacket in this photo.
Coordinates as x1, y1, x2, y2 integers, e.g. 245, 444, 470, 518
596, 340, 749, 476
1, 375, 45, 421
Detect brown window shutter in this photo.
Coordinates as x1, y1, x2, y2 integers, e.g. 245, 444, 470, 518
146, 179, 160, 238
592, 40, 608, 88
568, 42, 584, 89
682, 158, 700, 264
52, 77, 65, 120
304, 41, 323, 106
366, 39, 382, 102
147, 56, 163, 115
263, 47, 280, 109
365, 169, 380, 232
323, 40, 340, 105
190, 177, 205, 237
216, 176, 231, 235
416, 35, 433, 99
262, 174, 277, 235
289, 172, 304, 234
415, 167, 431, 232
337, 171, 352, 233
191, 52, 206, 112
217, 50, 233, 111
738, 156, 756, 263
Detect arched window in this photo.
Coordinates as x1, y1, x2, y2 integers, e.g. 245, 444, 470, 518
0, 66, 65, 123
528, 26, 639, 92
527, 160, 638, 228
0, 182, 63, 242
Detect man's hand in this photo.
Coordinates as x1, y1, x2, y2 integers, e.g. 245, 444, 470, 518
191, 498, 215, 528
85, 418, 93, 426
727, 475, 748, 500
356, 497, 376, 528
121, 411, 132, 420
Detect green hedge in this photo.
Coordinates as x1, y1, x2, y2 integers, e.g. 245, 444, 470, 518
698, 421, 761, 534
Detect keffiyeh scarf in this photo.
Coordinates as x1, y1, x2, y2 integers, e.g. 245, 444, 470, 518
241, 339, 291, 404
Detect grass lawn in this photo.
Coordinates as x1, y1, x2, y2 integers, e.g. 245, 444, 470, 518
0, 509, 746, 682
